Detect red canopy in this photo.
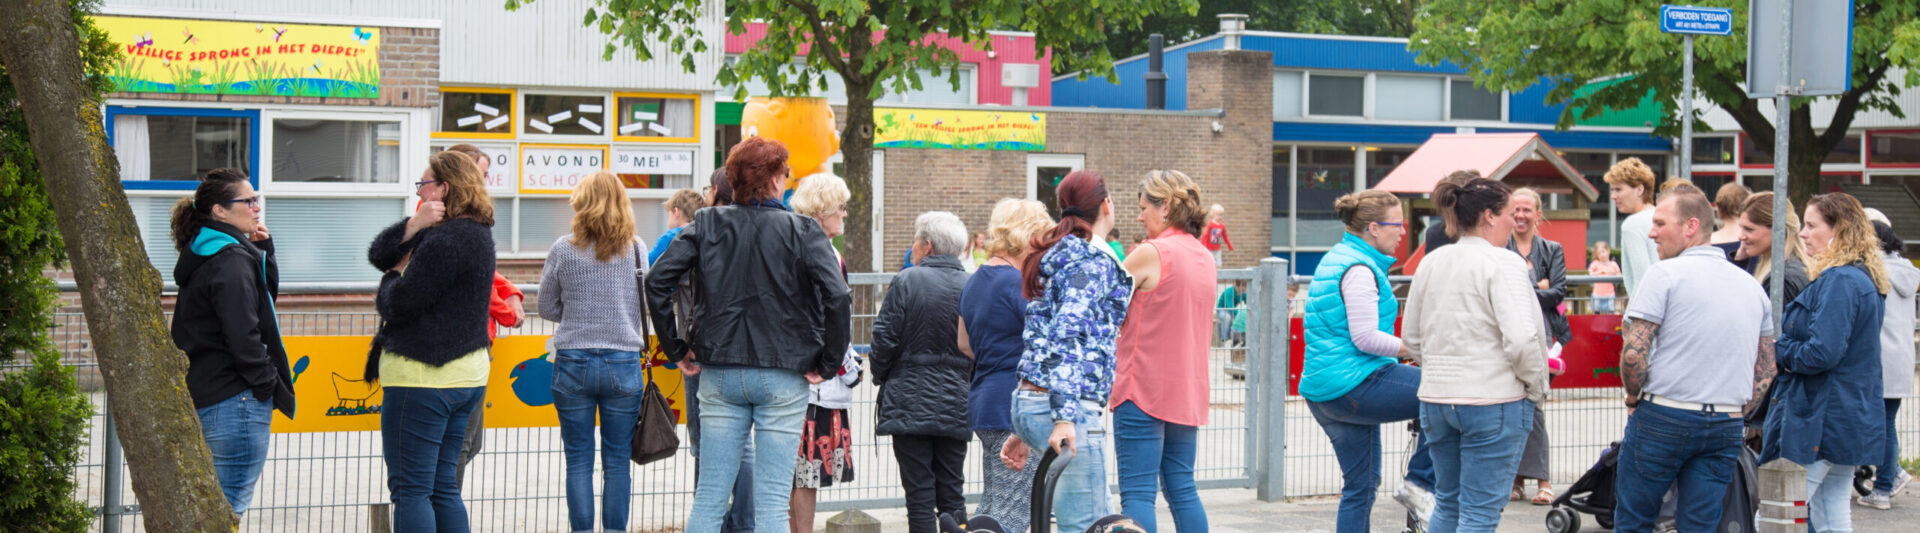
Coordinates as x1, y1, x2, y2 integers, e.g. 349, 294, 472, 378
1371, 133, 1598, 201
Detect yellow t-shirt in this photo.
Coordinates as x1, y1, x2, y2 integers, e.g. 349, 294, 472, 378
379, 348, 489, 389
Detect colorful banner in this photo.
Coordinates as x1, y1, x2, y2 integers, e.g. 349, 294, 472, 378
272, 335, 687, 433
95, 16, 381, 98
874, 108, 1045, 151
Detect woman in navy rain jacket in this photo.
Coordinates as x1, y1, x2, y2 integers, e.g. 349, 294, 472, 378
1762, 192, 1890, 533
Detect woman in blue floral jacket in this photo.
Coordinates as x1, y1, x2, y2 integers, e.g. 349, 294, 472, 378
996, 170, 1132, 533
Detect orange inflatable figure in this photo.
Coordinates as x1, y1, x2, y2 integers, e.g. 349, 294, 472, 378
740, 97, 841, 191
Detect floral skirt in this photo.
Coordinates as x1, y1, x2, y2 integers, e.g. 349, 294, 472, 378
794, 405, 855, 489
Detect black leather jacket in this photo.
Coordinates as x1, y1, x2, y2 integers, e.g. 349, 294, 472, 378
1508, 234, 1571, 344
871, 255, 972, 439
645, 203, 851, 376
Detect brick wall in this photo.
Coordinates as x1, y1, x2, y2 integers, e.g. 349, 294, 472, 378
107, 26, 439, 108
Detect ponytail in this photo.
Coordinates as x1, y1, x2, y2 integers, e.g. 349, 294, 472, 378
1023, 170, 1109, 299
168, 169, 251, 252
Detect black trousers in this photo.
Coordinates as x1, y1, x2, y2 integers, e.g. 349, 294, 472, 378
892, 434, 969, 533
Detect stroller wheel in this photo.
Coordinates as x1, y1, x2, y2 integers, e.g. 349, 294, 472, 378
1546, 507, 1581, 533
1855, 465, 1877, 497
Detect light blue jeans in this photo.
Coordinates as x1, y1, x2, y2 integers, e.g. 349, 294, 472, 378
685, 366, 808, 533
1419, 400, 1534, 533
551, 349, 644, 533
196, 392, 274, 516
1011, 390, 1108, 533
1806, 459, 1856, 533
1113, 401, 1206, 533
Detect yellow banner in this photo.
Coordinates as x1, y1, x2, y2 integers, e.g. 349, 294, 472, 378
874, 108, 1045, 151
94, 16, 381, 98
273, 336, 687, 433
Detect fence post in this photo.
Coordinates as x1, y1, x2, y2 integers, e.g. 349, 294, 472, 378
1254, 258, 1290, 502
1756, 459, 1808, 533
101, 409, 123, 533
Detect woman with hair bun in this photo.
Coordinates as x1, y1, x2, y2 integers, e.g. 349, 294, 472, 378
1110, 169, 1215, 532
1000, 170, 1132, 533
1402, 177, 1546, 532
1301, 189, 1435, 533
168, 168, 293, 518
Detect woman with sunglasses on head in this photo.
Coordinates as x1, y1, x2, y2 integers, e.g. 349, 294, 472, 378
169, 168, 293, 518
1302, 189, 1436, 533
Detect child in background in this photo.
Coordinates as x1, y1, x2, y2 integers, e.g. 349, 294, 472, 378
1586, 241, 1620, 314
1203, 204, 1234, 266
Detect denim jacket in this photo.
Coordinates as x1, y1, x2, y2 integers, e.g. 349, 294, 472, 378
1761, 263, 1886, 466
1019, 234, 1133, 423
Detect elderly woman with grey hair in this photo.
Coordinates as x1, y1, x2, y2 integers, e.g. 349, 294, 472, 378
872, 211, 974, 532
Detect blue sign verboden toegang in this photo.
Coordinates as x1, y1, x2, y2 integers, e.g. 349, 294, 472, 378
1660, 5, 1735, 35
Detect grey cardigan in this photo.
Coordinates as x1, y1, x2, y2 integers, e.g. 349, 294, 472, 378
538, 235, 649, 352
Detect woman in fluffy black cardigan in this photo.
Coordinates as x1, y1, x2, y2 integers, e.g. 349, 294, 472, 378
365, 151, 497, 533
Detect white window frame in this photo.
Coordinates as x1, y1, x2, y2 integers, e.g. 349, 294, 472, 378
1302, 71, 1368, 119
259, 107, 424, 195
1272, 69, 1305, 120
517, 89, 614, 143
1441, 76, 1508, 123
1026, 153, 1086, 201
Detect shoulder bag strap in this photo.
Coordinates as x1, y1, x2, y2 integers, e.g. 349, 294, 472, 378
633, 241, 657, 386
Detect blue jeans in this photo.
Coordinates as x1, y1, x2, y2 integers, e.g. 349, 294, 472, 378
1419, 400, 1533, 533
382, 386, 484, 533
1593, 297, 1616, 314
1806, 459, 1855, 533
1611, 402, 1743, 532
1114, 401, 1206, 533
686, 366, 808, 533
687, 372, 756, 532
197, 392, 273, 516
1876, 399, 1903, 492
1306, 364, 1436, 533
552, 349, 645, 532
1011, 390, 1109, 533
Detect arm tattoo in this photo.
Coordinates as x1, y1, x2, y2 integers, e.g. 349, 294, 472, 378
1746, 336, 1777, 417
1619, 318, 1658, 403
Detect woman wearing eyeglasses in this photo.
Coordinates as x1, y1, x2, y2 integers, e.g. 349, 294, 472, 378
168, 168, 294, 518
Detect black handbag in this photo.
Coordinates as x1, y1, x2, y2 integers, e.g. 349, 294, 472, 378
631, 242, 680, 465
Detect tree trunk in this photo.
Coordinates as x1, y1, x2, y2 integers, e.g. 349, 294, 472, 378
0, 1, 238, 531
840, 83, 878, 273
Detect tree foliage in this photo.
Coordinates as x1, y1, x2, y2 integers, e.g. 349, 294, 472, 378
1412, 0, 1920, 202
0, 0, 116, 529
509, 0, 1197, 270
1106, 0, 1428, 58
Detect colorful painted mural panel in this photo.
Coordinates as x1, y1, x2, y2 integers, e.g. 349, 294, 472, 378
874, 108, 1046, 151
97, 16, 381, 98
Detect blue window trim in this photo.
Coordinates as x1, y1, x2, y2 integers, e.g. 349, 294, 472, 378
105, 106, 262, 190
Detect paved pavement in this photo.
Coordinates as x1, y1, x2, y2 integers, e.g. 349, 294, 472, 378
841, 484, 1920, 532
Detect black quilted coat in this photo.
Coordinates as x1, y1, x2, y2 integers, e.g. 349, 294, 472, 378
871, 255, 972, 440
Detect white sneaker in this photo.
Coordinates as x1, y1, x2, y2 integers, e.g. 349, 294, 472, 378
1394, 482, 1435, 524
1893, 469, 1914, 496
1857, 490, 1892, 510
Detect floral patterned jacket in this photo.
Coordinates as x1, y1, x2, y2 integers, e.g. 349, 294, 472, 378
1020, 234, 1134, 423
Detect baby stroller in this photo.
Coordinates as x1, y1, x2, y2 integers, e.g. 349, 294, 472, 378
1545, 441, 1759, 533
955, 447, 1144, 533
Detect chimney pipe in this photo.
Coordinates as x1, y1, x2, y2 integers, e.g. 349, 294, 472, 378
1146, 33, 1167, 110
1218, 13, 1248, 50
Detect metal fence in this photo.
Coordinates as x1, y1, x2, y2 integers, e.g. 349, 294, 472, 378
47, 261, 1920, 531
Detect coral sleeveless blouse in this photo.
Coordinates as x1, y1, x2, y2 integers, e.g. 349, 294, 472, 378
1111, 228, 1217, 426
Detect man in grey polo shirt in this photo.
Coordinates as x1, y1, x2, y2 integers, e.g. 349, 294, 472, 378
1613, 189, 1776, 531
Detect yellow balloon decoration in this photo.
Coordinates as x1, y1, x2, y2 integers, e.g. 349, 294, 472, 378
740, 97, 841, 190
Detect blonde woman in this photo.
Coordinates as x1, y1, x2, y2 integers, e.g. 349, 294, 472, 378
1762, 192, 1891, 533
786, 173, 862, 533
365, 150, 497, 532
961, 198, 1053, 533
537, 170, 649, 533
1735, 192, 1812, 305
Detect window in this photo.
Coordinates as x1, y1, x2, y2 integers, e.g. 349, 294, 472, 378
1742, 133, 1861, 166
431, 143, 517, 192
263, 198, 404, 282
1027, 154, 1085, 220
109, 107, 258, 187
1826, 134, 1863, 164
1292, 147, 1358, 247
1307, 75, 1364, 117
1375, 76, 1442, 121
523, 93, 608, 136
270, 119, 402, 184
1740, 134, 1772, 166
1365, 147, 1414, 187
1449, 79, 1501, 121
613, 93, 699, 143
435, 88, 515, 138
1870, 131, 1920, 165
731, 59, 977, 106
1273, 71, 1303, 119
1691, 136, 1736, 165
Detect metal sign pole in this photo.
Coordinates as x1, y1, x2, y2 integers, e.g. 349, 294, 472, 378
1680, 34, 1695, 181
1770, 0, 1794, 322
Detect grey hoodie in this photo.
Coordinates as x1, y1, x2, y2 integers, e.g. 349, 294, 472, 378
1880, 251, 1920, 398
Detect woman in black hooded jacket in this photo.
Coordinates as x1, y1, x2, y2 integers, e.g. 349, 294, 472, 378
169, 168, 293, 517
871, 211, 974, 532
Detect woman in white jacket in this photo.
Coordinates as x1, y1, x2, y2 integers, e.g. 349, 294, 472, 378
1402, 176, 1547, 532
788, 173, 861, 533
1861, 212, 1918, 509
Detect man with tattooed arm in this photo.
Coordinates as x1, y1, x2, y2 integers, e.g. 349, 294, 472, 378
1612, 189, 1776, 531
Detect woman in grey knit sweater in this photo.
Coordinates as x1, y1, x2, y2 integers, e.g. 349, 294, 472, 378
537, 170, 651, 533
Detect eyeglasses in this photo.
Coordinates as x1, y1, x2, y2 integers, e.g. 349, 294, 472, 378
413, 179, 439, 190
218, 196, 262, 208
1374, 221, 1404, 227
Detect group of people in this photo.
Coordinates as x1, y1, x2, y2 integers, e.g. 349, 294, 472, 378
1303, 155, 1917, 533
